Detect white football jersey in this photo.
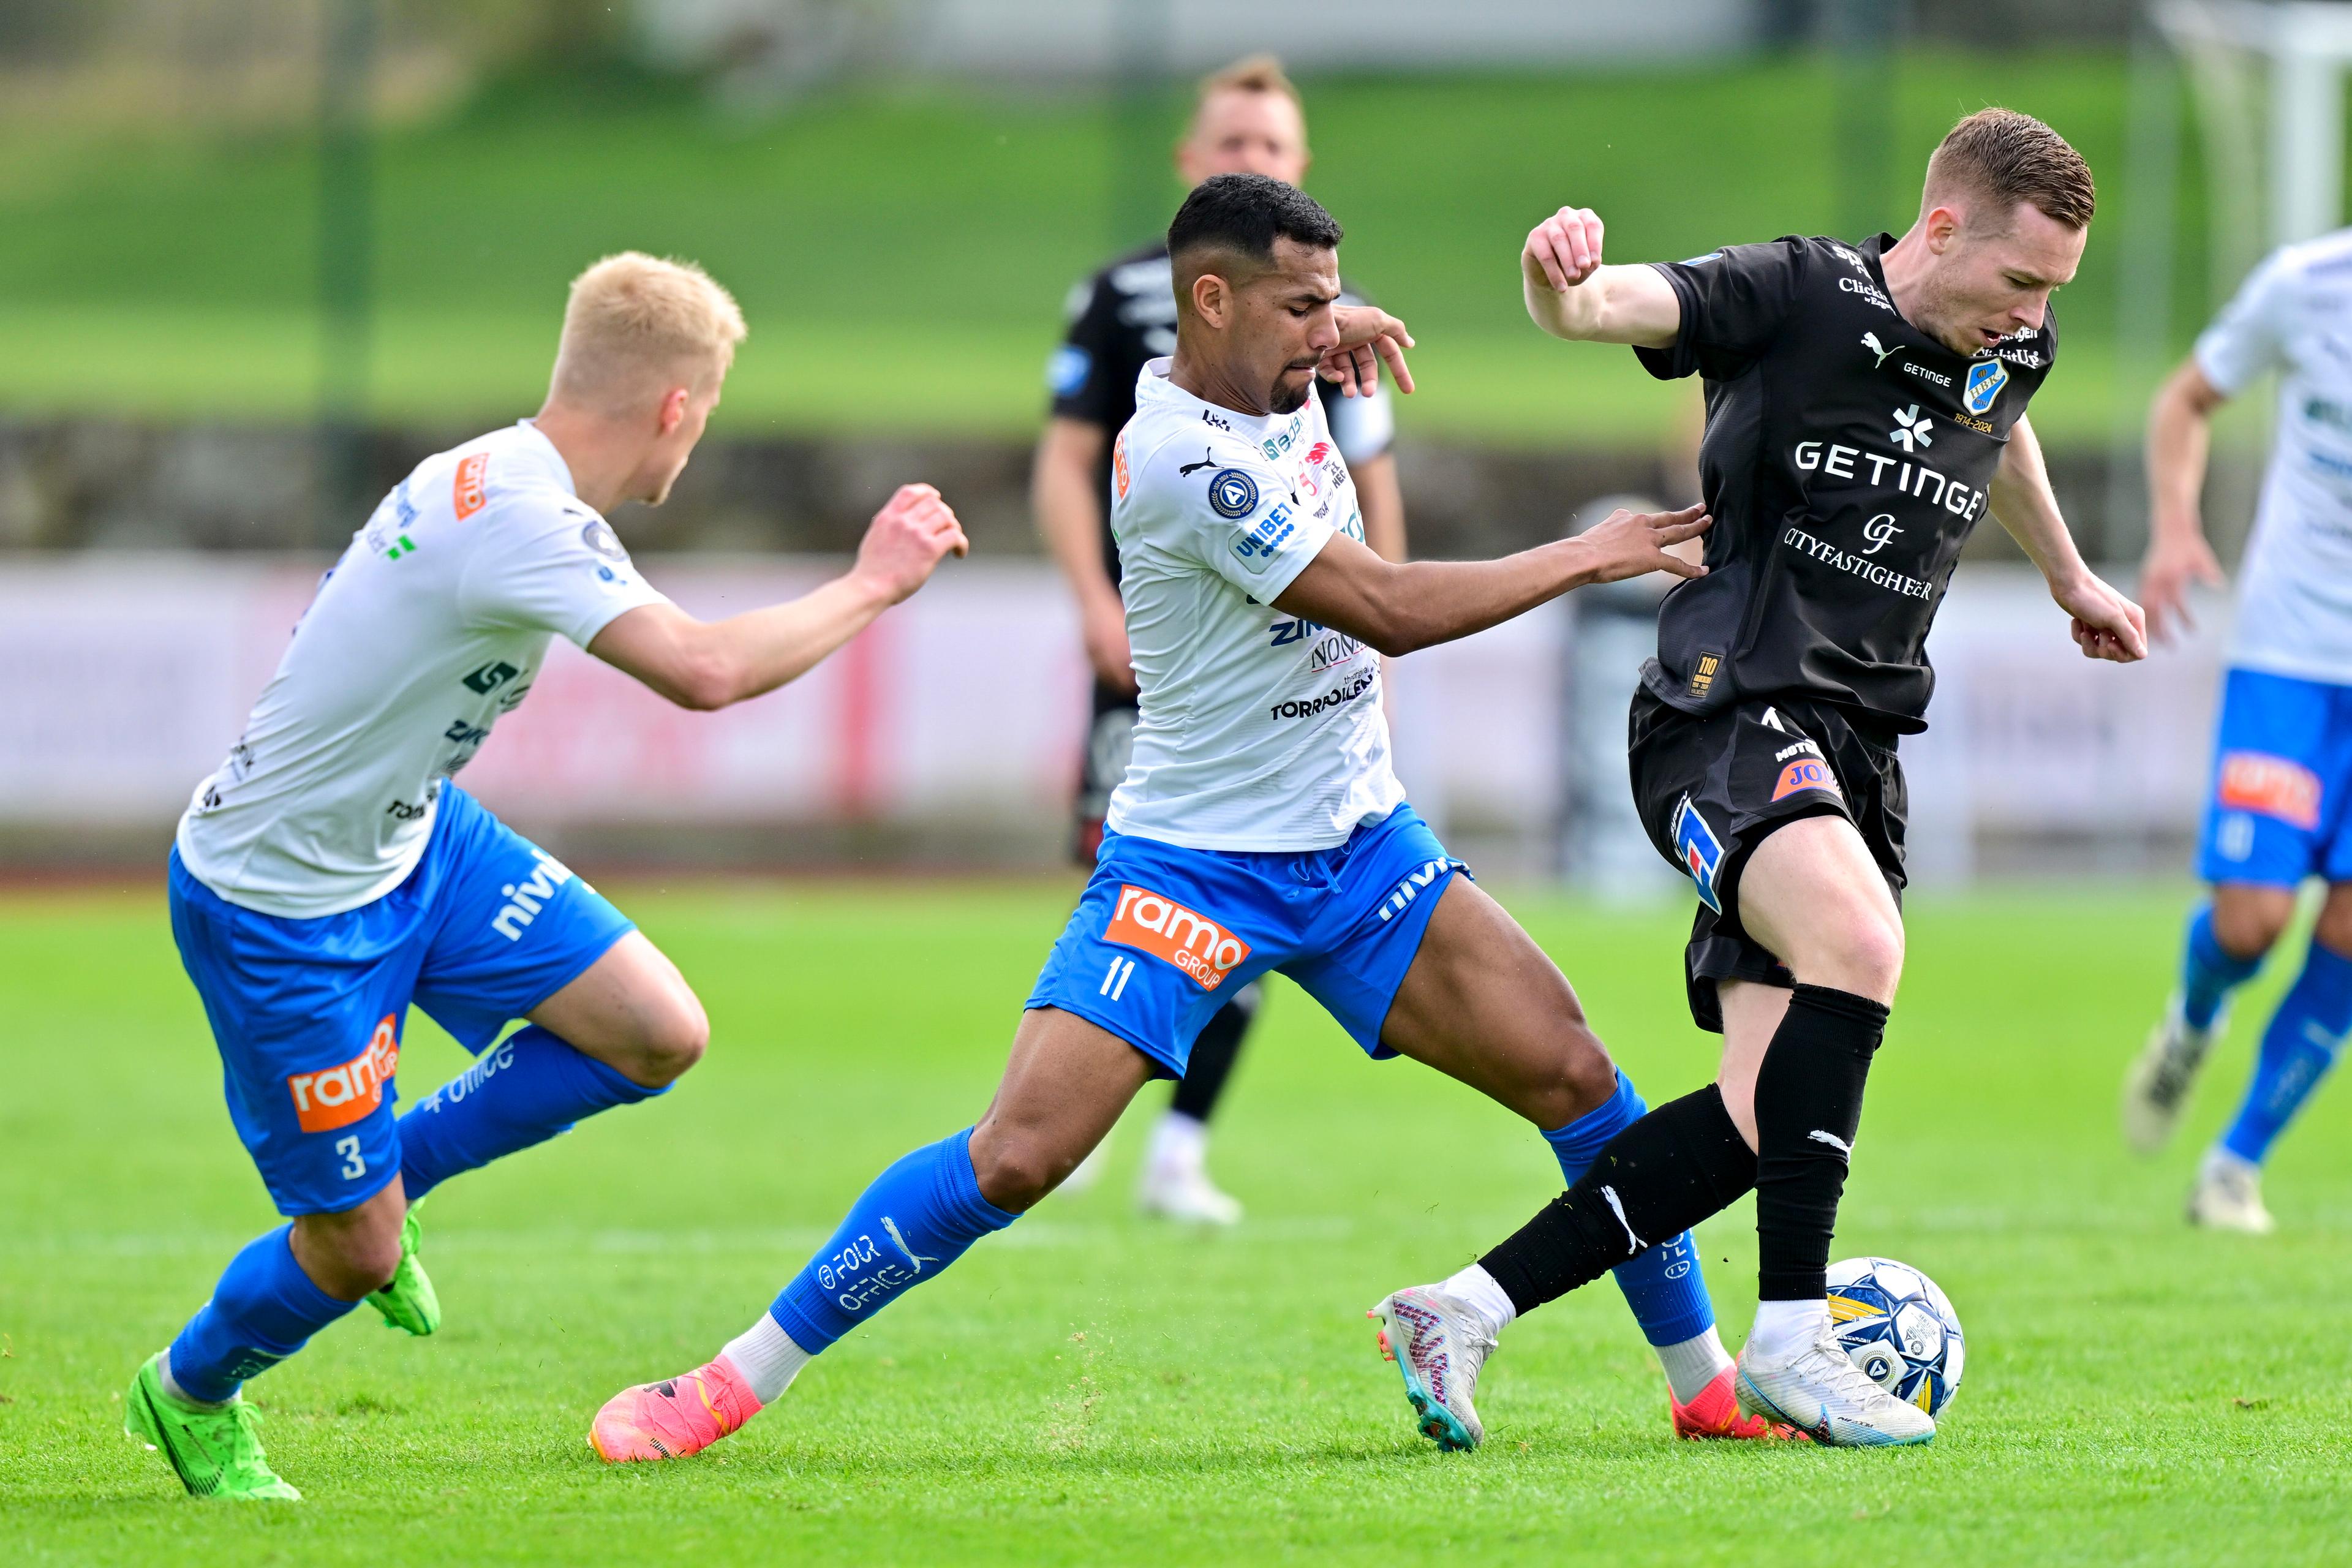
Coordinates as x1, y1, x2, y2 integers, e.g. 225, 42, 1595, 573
2196, 230, 2352, 684
176, 421, 668, 917
1104, 360, 1405, 850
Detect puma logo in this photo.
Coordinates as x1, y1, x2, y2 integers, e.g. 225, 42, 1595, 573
1862, 331, 1901, 368
1177, 448, 1216, 477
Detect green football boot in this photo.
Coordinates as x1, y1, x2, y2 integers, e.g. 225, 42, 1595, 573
123, 1352, 301, 1501
366, 1205, 440, 1336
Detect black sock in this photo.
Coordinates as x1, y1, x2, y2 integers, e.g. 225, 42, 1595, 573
1752, 983, 1888, 1302
1477, 1085, 1757, 1316
1170, 983, 1258, 1123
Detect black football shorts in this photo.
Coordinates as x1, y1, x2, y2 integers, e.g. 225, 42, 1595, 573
1627, 688, 1908, 1031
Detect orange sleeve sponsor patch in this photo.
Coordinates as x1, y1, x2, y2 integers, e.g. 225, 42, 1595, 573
1112, 434, 1131, 502
1105, 884, 1249, 990
1771, 757, 1842, 802
453, 452, 489, 521
287, 1014, 401, 1133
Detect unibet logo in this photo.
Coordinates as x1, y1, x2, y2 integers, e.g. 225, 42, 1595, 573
1105, 884, 1251, 990
287, 1015, 399, 1134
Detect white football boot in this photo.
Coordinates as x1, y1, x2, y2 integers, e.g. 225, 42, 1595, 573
2187, 1148, 2276, 1234
1368, 1284, 1497, 1452
1136, 1114, 1242, 1224
1735, 1330, 1937, 1447
2123, 995, 2225, 1155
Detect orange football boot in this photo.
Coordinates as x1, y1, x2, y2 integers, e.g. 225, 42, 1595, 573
589, 1358, 763, 1462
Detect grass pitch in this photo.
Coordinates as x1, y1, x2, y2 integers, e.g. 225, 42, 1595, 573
2, 878, 2346, 1565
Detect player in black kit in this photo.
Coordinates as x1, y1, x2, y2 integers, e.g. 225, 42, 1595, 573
1370, 109, 2146, 1447
1032, 55, 1406, 1224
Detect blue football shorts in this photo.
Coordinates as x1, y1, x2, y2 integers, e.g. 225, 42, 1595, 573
2196, 666, 2352, 889
168, 785, 634, 1215
1026, 802, 1469, 1077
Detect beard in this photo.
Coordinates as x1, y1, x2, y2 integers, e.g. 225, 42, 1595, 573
1269, 361, 1318, 414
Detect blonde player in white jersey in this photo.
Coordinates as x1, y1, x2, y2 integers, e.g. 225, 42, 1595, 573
125, 253, 967, 1501
590, 176, 1797, 1464
2126, 227, 2352, 1231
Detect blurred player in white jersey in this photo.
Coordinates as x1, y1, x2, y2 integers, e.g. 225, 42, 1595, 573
125, 253, 967, 1500
2125, 228, 2352, 1232
1036, 55, 1407, 1223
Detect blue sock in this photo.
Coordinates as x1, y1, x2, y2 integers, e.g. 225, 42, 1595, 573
166, 1226, 355, 1404
1544, 1072, 1717, 1348
2220, 942, 2352, 1164
396, 1025, 662, 1202
767, 1128, 1017, 1354
2181, 903, 2264, 1030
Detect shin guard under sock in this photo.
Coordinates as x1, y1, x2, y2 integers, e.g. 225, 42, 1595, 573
1542, 1072, 1718, 1348
767, 1128, 1017, 1354
2220, 941, 2352, 1164
1480, 1085, 1757, 1316
397, 1025, 662, 1202
1752, 983, 1887, 1302
2180, 903, 2264, 1030
167, 1226, 358, 1404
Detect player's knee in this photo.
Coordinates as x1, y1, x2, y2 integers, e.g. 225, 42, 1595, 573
967, 1133, 1058, 1213
627, 986, 709, 1087
2216, 891, 2296, 959
295, 1211, 404, 1299
1842, 917, 1905, 1000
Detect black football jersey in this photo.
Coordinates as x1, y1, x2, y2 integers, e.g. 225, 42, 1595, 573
1048, 242, 1394, 584
1634, 232, 2055, 733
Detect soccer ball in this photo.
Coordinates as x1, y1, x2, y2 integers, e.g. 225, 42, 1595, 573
1825, 1256, 1964, 1417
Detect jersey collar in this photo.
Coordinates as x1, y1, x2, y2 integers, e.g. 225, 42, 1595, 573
1136, 356, 1310, 442
511, 419, 580, 497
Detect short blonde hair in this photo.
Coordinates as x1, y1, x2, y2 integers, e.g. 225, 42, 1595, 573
1195, 54, 1300, 115
549, 252, 747, 415
1924, 108, 2095, 230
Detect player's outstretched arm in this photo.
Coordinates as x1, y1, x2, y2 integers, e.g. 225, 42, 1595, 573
589, 484, 968, 710
1989, 415, 2147, 665
2139, 361, 2231, 642
1520, 206, 1681, 348
1273, 504, 1708, 658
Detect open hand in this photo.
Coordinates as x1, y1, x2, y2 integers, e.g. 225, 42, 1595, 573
1575, 502, 1710, 585
2137, 529, 2225, 644
2055, 568, 2148, 663
853, 483, 968, 606
1524, 206, 1607, 292
1318, 304, 1415, 398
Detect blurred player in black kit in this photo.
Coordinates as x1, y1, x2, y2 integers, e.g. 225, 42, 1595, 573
1371, 109, 2147, 1447
1033, 55, 1406, 1223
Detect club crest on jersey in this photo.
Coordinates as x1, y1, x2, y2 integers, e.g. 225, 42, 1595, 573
1671, 795, 1725, 912
1105, 884, 1251, 990
1964, 358, 2009, 415
1208, 468, 1259, 519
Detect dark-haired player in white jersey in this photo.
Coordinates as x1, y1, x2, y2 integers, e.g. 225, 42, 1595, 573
591, 173, 1789, 1464
1373, 109, 2146, 1448
1037, 55, 1406, 1223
